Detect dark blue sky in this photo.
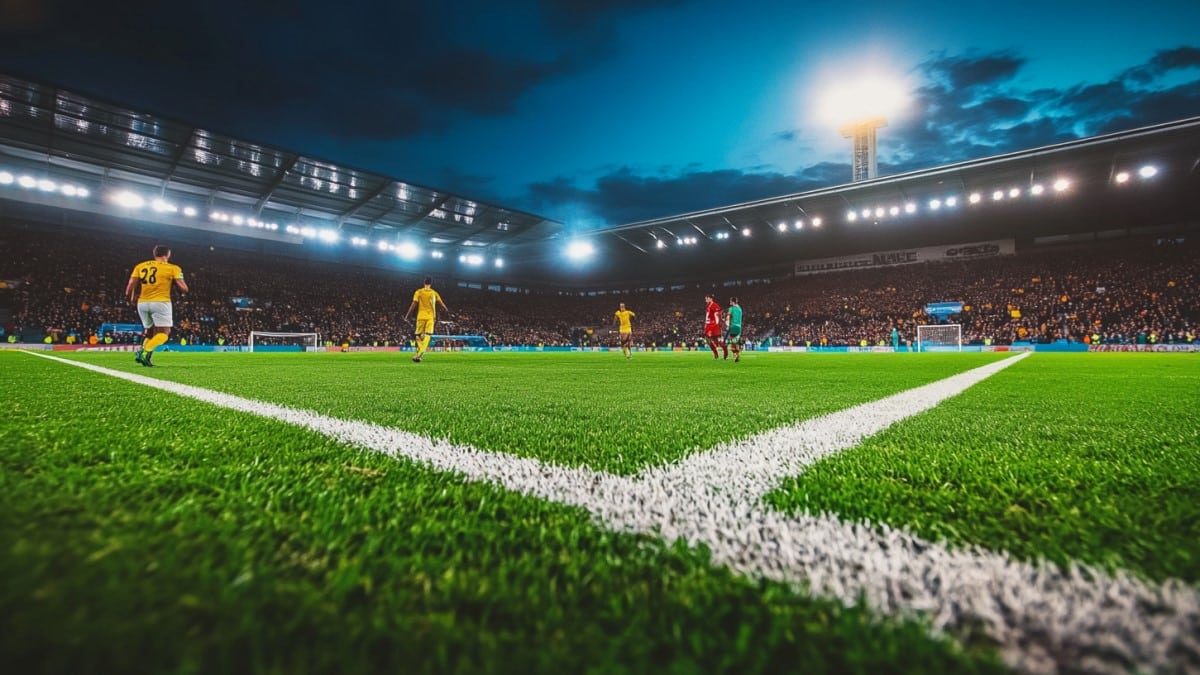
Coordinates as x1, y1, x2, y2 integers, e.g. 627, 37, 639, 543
2, 0, 1198, 228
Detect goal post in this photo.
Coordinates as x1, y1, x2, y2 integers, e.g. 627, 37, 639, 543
248, 331, 320, 352
916, 324, 962, 352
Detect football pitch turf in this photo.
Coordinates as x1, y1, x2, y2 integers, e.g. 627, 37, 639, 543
1, 350, 1197, 674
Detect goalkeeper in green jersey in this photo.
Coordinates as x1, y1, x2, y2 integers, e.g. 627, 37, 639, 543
724, 297, 743, 362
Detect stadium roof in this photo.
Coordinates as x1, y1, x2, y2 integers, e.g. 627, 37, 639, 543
2, 71, 1198, 288
0, 73, 562, 252
559, 117, 1200, 286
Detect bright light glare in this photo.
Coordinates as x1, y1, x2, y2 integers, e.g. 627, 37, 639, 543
945, 196, 958, 207
18, 175, 37, 189
778, 223, 788, 232
462, 254, 484, 266
905, 202, 916, 214
61, 184, 78, 196
183, 206, 197, 217
888, 206, 900, 216
566, 241, 594, 260
929, 199, 942, 210
396, 242, 420, 260
318, 229, 339, 243
111, 190, 145, 208
741, 227, 751, 237
992, 190, 1005, 201
811, 217, 822, 227
494, 258, 504, 268
1030, 184, 1045, 195
1138, 165, 1158, 178
0, 171, 13, 185
847, 211, 858, 222
431, 250, 444, 259
1114, 171, 1130, 184
819, 75, 909, 125
37, 179, 56, 192
1008, 188, 1020, 198
1053, 178, 1070, 192
794, 220, 804, 230
969, 193, 982, 204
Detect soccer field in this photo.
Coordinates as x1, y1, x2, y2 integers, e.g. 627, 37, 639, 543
1, 350, 1197, 674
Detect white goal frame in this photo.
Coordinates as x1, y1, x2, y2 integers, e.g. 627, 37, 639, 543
916, 324, 962, 352
248, 331, 320, 352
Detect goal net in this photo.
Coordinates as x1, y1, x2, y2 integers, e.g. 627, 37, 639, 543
248, 331, 320, 352
916, 324, 962, 352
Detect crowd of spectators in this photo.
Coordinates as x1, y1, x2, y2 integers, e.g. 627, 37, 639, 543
1, 221, 1196, 348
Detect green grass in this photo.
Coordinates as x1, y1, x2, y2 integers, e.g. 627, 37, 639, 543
40, 350, 1007, 475
0, 351, 1006, 675
766, 353, 1200, 583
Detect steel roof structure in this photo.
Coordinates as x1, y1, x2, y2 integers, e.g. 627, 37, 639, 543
2, 72, 1198, 289
0, 73, 562, 254
558, 117, 1200, 286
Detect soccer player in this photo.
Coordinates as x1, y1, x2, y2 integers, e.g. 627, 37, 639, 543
404, 276, 449, 363
725, 296, 743, 362
125, 244, 188, 367
703, 294, 724, 359
613, 302, 636, 359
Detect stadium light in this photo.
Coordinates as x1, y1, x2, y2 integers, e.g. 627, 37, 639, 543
874, 207, 885, 218
992, 190, 1005, 201
151, 198, 177, 213
656, 239, 667, 248
969, 193, 982, 204
741, 227, 751, 237
566, 241, 595, 260
232, 215, 244, 225
1138, 165, 1158, 179
37, 179, 56, 192
1114, 171, 1130, 184
300, 226, 317, 238
945, 196, 958, 207
18, 175, 37, 189
110, 190, 145, 209
460, 253, 484, 266
889, 205, 900, 216
1053, 178, 1071, 192
847, 211, 859, 222
431, 250, 445, 259
0, 171, 13, 185
811, 217, 822, 227
494, 258, 504, 268
794, 220, 804, 230
1030, 184, 1045, 195
929, 199, 942, 210
778, 223, 788, 232
1008, 187, 1020, 198
904, 202, 916, 214
317, 229, 339, 244
183, 206, 197, 217
396, 242, 420, 260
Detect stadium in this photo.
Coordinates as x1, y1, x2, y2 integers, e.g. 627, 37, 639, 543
1, 67, 1198, 675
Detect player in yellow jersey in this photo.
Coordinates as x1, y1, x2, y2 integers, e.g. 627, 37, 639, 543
613, 302, 636, 359
403, 276, 450, 363
125, 244, 188, 367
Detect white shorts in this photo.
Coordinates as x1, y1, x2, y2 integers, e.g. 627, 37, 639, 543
138, 301, 173, 329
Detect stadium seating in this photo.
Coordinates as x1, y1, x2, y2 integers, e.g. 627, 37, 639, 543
1, 221, 1196, 347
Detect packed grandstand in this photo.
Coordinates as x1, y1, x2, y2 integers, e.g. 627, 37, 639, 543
1, 220, 1196, 350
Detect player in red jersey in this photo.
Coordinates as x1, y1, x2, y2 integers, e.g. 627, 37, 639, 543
703, 294, 724, 359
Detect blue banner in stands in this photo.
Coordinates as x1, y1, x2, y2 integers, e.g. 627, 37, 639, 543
925, 302, 963, 317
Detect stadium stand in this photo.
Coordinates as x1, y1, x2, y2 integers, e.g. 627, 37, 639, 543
1, 219, 1196, 349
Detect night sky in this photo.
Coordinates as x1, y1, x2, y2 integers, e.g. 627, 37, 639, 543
2, 0, 1198, 229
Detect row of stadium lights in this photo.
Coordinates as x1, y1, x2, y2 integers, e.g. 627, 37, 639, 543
0, 163, 1163, 264
640, 165, 1162, 251
0, 170, 92, 199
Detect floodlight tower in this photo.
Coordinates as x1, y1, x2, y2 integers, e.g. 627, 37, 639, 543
839, 116, 887, 182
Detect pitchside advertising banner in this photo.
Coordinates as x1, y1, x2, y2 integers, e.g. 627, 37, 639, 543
794, 239, 1015, 275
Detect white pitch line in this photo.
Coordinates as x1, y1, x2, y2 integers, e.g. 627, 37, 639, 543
22, 351, 1200, 674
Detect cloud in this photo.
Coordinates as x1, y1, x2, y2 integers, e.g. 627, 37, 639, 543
529, 47, 1199, 227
